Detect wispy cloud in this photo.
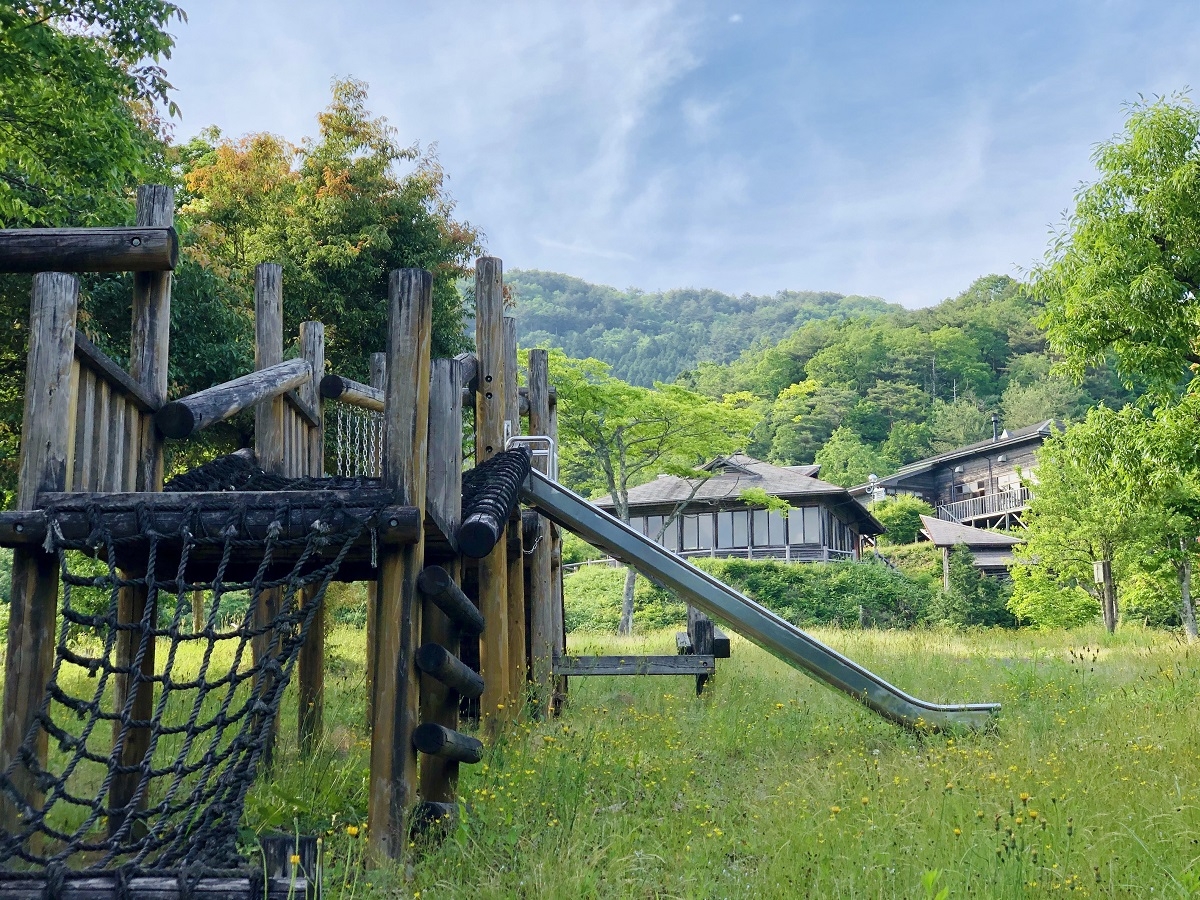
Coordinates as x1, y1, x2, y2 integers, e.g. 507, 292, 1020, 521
166, 0, 1200, 306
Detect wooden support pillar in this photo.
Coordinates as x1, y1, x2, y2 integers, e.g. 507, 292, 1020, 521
365, 351, 386, 727
252, 263, 284, 765
527, 350, 555, 712
111, 186, 173, 835
502, 317, 526, 712
368, 269, 432, 861
474, 258, 509, 731
548, 395, 567, 712
419, 358, 464, 804
298, 321, 325, 753
0, 272, 79, 835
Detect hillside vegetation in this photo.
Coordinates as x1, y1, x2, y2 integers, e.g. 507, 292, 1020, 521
508, 270, 898, 386
676, 275, 1140, 483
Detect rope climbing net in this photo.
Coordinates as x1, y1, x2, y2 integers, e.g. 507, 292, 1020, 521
0, 457, 388, 878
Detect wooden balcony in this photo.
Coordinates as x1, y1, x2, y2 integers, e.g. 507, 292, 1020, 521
937, 486, 1031, 525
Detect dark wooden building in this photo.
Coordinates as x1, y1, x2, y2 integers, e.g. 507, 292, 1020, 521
595, 454, 884, 562
849, 420, 1055, 528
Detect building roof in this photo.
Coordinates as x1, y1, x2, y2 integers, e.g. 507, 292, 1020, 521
848, 420, 1056, 497
595, 453, 885, 535
919, 515, 1024, 549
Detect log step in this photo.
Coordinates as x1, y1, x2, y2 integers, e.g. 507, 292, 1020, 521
415, 642, 485, 699
412, 722, 484, 763
417, 566, 485, 635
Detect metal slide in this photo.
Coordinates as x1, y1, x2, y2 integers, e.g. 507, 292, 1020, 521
522, 470, 1000, 731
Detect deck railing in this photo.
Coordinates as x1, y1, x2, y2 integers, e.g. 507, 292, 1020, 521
937, 486, 1031, 523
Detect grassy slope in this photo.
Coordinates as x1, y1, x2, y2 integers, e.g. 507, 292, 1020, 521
2, 625, 1197, 898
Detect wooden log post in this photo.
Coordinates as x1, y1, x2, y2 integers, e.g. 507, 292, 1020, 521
548, 394, 567, 713
418, 359, 465, 805
110, 185, 173, 836
298, 321, 325, 753
527, 350, 555, 712
154, 359, 311, 438
0, 273, 79, 836
252, 262, 285, 766
688, 606, 715, 696
474, 258, 509, 732
365, 351, 386, 728
502, 317, 527, 712
368, 269, 432, 861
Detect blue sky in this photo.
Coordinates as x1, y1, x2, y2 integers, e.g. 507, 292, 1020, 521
165, 1, 1200, 307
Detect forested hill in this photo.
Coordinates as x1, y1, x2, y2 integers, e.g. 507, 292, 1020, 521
676, 274, 1141, 485
507, 270, 899, 386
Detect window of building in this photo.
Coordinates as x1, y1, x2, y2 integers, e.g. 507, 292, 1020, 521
629, 515, 645, 536
752, 509, 770, 547
646, 515, 664, 543
697, 514, 713, 550
788, 506, 822, 545
682, 515, 699, 550
768, 510, 787, 545
717, 510, 748, 548
660, 517, 679, 552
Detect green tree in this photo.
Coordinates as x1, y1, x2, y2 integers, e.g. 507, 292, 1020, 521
549, 350, 756, 634
179, 79, 481, 378
0, 0, 182, 226
1009, 406, 1148, 632
1108, 396, 1200, 640
813, 426, 889, 488
1031, 94, 1200, 393
872, 495, 934, 545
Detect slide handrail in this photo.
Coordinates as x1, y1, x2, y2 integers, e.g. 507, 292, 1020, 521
522, 470, 1000, 731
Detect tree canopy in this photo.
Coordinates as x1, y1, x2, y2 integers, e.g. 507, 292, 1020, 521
1031, 94, 1200, 394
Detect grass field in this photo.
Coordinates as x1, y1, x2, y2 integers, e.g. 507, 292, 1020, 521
4, 623, 1199, 898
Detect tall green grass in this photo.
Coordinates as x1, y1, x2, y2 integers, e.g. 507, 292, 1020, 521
3, 625, 1199, 897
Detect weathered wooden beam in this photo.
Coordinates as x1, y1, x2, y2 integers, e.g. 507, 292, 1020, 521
111, 185, 174, 837
412, 723, 484, 763
454, 351, 478, 391
713, 627, 731, 660
320, 372, 385, 411
553, 655, 716, 677
156, 358, 312, 439
418, 359, 466, 805
527, 349, 555, 712
369, 269, 432, 862
676, 631, 693, 654
298, 321, 326, 755
0, 225, 178, 273
1, 496, 418, 548
416, 642, 485, 699
0, 875, 306, 900
284, 389, 321, 429
0, 272, 78, 836
502, 316, 527, 709
73, 332, 158, 412
417, 565, 485, 635
475, 257, 509, 731
364, 352, 386, 729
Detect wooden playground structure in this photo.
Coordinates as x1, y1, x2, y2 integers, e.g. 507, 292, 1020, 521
0, 185, 582, 887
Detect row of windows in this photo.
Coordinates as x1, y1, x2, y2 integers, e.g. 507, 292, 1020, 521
630, 507, 853, 552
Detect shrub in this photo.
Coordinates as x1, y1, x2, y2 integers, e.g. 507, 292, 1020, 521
872, 496, 935, 545
693, 558, 932, 629
874, 542, 942, 592
564, 565, 686, 633
1121, 570, 1182, 628
925, 544, 1016, 628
